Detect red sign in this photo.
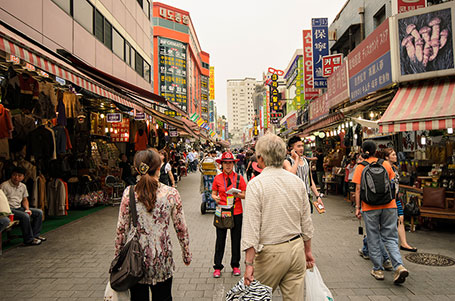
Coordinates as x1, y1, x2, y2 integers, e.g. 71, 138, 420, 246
396, 0, 426, 14
303, 30, 321, 100
347, 19, 390, 78
111, 118, 130, 143
322, 54, 343, 77
310, 93, 329, 122
328, 61, 349, 108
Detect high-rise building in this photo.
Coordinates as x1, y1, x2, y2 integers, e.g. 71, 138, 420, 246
227, 78, 260, 146
152, 2, 210, 119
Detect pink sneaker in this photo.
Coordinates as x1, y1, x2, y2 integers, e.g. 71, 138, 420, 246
233, 267, 241, 276
213, 269, 221, 278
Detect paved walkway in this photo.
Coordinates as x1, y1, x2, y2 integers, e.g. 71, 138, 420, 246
0, 171, 454, 300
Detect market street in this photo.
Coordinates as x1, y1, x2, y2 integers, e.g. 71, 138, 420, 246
0, 171, 454, 301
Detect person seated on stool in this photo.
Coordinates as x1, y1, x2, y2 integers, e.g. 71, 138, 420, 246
0, 166, 46, 246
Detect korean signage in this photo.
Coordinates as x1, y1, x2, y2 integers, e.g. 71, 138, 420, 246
265, 91, 270, 129
303, 30, 321, 100
269, 73, 283, 124
209, 66, 215, 100
111, 118, 129, 142
309, 93, 329, 122
392, 3, 455, 82
327, 60, 349, 108
135, 112, 146, 120
158, 38, 188, 112
311, 18, 329, 88
322, 54, 343, 77
158, 7, 190, 25
169, 127, 178, 137
348, 19, 392, 102
107, 113, 122, 123
392, 0, 426, 15
201, 76, 209, 120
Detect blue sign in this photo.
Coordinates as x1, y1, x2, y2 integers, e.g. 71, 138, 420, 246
107, 113, 122, 123
349, 52, 392, 102
311, 18, 329, 89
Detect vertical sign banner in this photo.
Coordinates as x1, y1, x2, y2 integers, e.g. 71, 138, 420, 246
201, 76, 209, 121
327, 60, 349, 108
209, 66, 215, 100
311, 18, 329, 88
392, 0, 426, 15
266, 91, 270, 128
322, 54, 343, 77
348, 19, 392, 102
303, 30, 321, 100
158, 38, 188, 112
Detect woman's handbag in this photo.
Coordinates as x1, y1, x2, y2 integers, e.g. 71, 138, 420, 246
404, 196, 420, 217
109, 186, 146, 291
213, 174, 240, 229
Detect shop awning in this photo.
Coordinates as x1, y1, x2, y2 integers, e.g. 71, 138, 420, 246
147, 109, 199, 139
299, 112, 344, 137
0, 25, 143, 111
379, 80, 455, 133
352, 117, 379, 129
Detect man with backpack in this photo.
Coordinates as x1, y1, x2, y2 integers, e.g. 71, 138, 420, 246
352, 141, 409, 284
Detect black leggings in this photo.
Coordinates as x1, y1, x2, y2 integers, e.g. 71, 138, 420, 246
214, 214, 243, 270
130, 277, 172, 301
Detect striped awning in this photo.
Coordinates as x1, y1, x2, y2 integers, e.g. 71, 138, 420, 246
0, 28, 143, 112
379, 80, 455, 133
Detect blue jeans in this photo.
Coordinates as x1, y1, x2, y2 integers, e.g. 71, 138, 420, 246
362, 236, 389, 261
0, 216, 9, 232
363, 208, 403, 271
11, 207, 43, 243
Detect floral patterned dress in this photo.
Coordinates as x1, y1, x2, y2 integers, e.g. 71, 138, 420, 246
114, 185, 191, 285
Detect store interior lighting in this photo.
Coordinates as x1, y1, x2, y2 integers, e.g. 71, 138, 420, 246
421, 136, 427, 145
370, 111, 374, 118
354, 134, 358, 139
100, 113, 105, 119
349, 121, 354, 127
448, 128, 453, 134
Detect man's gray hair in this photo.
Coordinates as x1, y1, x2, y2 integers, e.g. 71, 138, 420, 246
255, 133, 286, 168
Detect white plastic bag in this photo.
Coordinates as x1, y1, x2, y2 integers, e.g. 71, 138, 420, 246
305, 265, 334, 301
104, 281, 130, 301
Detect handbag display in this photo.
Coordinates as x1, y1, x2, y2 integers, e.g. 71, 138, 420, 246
213, 174, 240, 229
109, 185, 146, 291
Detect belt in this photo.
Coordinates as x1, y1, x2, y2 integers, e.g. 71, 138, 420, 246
286, 234, 302, 243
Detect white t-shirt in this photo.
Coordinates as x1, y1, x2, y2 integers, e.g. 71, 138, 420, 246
1, 180, 29, 209
165, 162, 172, 174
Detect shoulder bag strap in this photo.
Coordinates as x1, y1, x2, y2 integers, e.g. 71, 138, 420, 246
236, 174, 240, 189
129, 185, 138, 228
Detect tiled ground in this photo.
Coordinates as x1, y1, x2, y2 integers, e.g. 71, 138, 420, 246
0, 171, 454, 300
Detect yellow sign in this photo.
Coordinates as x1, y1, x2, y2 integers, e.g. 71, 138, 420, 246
209, 66, 215, 100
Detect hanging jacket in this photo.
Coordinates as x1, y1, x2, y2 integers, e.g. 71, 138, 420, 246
47, 178, 66, 216
27, 126, 55, 159
12, 113, 35, 141
53, 125, 67, 155
56, 91, 67, 126
18, 74, 39, 111
0, 105, 13, 139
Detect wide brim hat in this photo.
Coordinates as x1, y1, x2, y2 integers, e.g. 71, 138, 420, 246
252, 162, 263, 173
216, 152, 239, 164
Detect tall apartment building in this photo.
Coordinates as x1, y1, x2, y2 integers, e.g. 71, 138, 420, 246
227, 78, 259, 146
152, 2, 210, 119
0, 0, 154, 91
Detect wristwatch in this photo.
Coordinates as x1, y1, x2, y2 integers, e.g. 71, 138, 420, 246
244, 261, 254, 267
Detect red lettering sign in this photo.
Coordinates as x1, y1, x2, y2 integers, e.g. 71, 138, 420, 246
327, 61, 349, 108
397, 0, 426, 14
310, 93, 329, 121
322, 54, 343, 77
303, 30, 320, 100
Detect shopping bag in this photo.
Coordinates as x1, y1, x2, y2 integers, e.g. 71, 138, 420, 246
305, 265, 334, 301
104, 281, 130, 301
226, 277, 272, 300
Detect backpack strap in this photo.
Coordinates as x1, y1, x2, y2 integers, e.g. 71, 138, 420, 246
129, 185, 138, 228
360, 160, 369, 166
377, 159, 385, 165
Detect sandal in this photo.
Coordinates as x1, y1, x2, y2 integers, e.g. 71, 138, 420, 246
36, 236, 47, 241
25, 238, 42, 246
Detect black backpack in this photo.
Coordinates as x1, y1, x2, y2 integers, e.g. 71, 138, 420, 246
360, 159, 393, 206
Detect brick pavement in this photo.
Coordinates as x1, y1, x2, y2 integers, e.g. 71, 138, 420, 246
0, 171, 454, 300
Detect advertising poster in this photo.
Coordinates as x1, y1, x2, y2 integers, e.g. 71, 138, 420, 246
395, 4, 454, 81
322, 54, 343, 77
302, 30, 321, 100
392, 0, 426, 15
348, 19, 392, 102
158, 37, 188, 112
309, 93, 329, 122
311, 18, 329, 88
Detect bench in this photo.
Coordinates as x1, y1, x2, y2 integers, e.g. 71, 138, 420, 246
420, 187, 455, 220
0, 220, 20, 255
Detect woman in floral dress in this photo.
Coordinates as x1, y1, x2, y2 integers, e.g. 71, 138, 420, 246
114, 150, 191, 301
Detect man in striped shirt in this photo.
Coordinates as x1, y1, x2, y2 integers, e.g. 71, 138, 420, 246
242, 134, 314, 301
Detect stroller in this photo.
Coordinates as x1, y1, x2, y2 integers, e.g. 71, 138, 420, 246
200, 158, 217, 214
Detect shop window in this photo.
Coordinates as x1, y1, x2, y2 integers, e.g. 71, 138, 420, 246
143, 0, 150, 18
74, 0, 94, 33
135, 52, 144, 77
52, 0, 71, 15
94, 9, 104, 42
131, 48, 136, 69
113, 29, 124, 60
124, 42, 131, 65
374, 5, 386, 29
136, 0, 143, 7
104, 19, 112, 50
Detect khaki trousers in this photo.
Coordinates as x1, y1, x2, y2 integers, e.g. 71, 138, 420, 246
254, 237, 306, 301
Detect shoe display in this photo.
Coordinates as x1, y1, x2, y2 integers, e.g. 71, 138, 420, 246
383, 259, 393, 271
400, 246, 417, 252
358, 248, 369, 260
232, 267, 241, 276
213, 269, 221, 278
393, 265, 409, 284
370, 269, 385, 280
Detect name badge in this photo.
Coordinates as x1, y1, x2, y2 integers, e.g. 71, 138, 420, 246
227, 195, 234, 207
